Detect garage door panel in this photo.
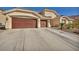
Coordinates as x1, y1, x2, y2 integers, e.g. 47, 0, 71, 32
12, 17, 37, 28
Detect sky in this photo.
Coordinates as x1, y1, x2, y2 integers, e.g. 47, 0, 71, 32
0, 7, 79, 16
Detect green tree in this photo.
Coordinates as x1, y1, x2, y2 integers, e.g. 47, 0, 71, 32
73, 20, 79, 29
60, 23, 64, 30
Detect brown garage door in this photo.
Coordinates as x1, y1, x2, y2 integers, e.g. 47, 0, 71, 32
12, 17, 37, 28
41, 20, 47, 27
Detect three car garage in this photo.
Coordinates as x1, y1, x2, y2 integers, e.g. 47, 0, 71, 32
5, 8, 51, 29
12, 17, 47, 28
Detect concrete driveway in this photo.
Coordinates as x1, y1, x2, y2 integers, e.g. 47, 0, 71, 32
0, 28, 79, 51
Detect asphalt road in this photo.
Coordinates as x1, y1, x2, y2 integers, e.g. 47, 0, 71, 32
0, 28, 79, 51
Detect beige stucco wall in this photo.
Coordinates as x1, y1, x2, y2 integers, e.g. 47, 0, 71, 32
0, 13, 6, 25
44, 12, 57, 18
5, 15, 12, 29
7, 12, 39, 18
51, 17, 60, 27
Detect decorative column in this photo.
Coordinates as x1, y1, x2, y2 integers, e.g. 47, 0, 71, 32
5, 15, 12, 29
47, 20, 51, 27
37, 18, 40, 28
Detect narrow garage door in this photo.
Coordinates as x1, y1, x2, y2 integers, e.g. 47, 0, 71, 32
41, 20, 47, 27
12, 17, 37, 28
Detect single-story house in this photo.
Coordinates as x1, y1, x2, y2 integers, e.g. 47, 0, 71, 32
0, 8, 59, 29
69, 15, 79, 29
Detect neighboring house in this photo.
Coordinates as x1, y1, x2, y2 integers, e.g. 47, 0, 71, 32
60, 16, 74, 29
69, 15, 79, 29
68, 15, 79, 33
0, 8, 60, 29
60, 16, 73, 24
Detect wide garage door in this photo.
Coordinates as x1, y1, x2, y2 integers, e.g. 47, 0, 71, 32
41, 20, 47, 27
12, 17, 37, 28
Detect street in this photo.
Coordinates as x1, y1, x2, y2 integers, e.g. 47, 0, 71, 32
0, 28, 79, 51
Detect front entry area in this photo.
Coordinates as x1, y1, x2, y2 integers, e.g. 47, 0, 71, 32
12, 17, 37, 28
41, 20, 47, 27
